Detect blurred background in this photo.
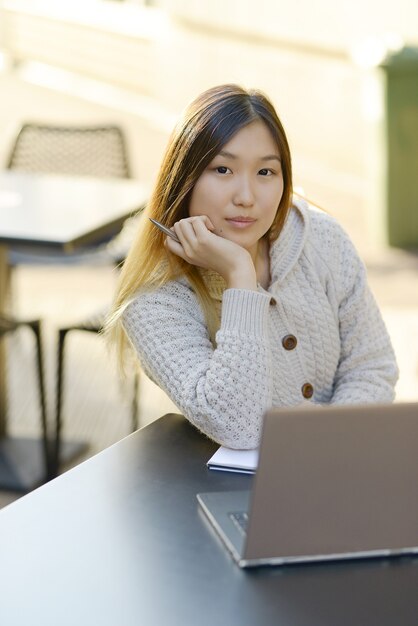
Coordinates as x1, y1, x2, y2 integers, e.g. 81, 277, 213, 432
0, 0, 417, 505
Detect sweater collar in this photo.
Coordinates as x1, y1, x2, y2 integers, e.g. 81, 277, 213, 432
269, 196, 309, 283
201, 196, 309, 299
200, 270, 226, 302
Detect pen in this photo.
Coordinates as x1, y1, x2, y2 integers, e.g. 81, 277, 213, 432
149, 218, 181, 243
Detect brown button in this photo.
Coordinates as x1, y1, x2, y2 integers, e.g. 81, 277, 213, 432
282, 334, 297, 350
301, 383, 314, 399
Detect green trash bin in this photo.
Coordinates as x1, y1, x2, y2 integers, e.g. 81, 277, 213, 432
380, 47, 418, 248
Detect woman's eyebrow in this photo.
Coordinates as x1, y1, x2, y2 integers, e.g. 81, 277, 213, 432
260, 155, 281, 162
217, 150, 237, 159
216, 150, 281, 162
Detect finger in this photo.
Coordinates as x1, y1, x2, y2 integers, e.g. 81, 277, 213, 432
173, 219, 198, 255
201, 215, 215, 231
192, 217, 227, 241
165, 235, 186, 259
192, 218, 215, 241
188, 215, 215, 232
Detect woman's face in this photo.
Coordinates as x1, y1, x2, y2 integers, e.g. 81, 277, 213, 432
188, 120, 284, 260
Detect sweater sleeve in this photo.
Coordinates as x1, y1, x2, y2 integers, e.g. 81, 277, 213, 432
122, 283, 273, 448
330, 239, 399, 404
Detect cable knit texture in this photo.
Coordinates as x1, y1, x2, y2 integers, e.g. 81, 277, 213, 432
123, 199, 398, 449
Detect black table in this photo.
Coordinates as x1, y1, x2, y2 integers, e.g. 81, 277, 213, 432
0, 170, 148, 490
0, 413, 417, 626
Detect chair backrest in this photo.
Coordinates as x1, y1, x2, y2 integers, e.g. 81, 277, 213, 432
7, 124, 131, 179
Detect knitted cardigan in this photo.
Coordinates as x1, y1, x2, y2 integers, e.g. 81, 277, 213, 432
123, 199, 398, 449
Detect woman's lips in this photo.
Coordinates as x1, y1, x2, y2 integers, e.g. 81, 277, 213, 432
225, 217, 256, 229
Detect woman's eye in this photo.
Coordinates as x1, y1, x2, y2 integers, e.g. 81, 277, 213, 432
258, 168, 273, 176
215, 166, 230, 174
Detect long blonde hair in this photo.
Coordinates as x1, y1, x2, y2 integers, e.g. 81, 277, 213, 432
105, 84, 293, 365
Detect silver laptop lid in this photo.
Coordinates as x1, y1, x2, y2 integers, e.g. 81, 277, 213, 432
244, 403, 418, 563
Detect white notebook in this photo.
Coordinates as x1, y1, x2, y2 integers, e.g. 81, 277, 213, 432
207, 446, 259, 474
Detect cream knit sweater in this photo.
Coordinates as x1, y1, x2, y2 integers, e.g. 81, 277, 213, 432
123, 199, 398, 449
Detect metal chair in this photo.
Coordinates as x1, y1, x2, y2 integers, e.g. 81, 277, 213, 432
7, 123, 131, 179
6, 123, 140, 477
7, 123, 132, 264
0, 315, 50, 479
54, 313, 140, 476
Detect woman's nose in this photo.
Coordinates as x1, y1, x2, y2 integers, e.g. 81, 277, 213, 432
233, 175, 255, 207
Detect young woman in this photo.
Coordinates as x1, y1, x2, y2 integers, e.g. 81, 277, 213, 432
106, 84, 398, 449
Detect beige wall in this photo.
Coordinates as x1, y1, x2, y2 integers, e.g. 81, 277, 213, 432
0, 74, 169, 184
1, 0, 417, 248
159, 0, 418, 51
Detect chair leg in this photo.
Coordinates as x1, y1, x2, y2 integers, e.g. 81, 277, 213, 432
54, 327, 69, 478
26, 320, 51, 480
131, 369, 140, 432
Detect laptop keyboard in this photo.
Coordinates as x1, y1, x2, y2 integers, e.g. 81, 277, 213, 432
229, 511, 249, 535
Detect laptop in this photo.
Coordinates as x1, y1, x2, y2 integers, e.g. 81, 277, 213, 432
197, 402, 418, 568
